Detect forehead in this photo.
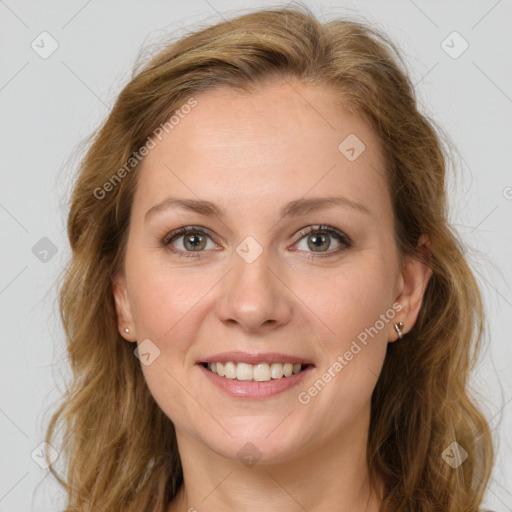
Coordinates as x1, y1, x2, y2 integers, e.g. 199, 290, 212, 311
132, 80, 390, 222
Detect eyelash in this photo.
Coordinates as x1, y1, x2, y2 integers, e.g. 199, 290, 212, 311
161, 225, 352, 260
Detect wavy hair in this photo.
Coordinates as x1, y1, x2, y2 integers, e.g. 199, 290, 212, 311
44, 3, 494, 511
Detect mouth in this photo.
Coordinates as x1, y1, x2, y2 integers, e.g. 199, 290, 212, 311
196, 352, 316, 398
200, 361, 314, 382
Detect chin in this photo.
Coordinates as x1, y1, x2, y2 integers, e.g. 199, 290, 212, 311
197, 419, 309, 466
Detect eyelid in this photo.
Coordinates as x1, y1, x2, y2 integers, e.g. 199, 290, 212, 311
161, 224, 352, 257
161, 225, 217, 246
290, 224, 352, 258
293, 224, 352, 246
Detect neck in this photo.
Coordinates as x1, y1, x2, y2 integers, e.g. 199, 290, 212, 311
167, 406, 382, 512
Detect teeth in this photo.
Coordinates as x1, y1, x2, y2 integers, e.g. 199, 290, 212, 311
206, 361, 306, 382
236, 362, 253, 381
224, 361, 236, 379
253, 363, 270, 382
270, 363, 284, 379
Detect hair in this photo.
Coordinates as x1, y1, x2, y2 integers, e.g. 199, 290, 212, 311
44, 2, 494, 511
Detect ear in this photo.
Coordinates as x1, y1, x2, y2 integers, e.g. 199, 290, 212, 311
390, 234, 433, 341
112, 271, 137, 342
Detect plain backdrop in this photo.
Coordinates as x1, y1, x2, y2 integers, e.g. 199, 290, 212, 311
0, 1, 511, 510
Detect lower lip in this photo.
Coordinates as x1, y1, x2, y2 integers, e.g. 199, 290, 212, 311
198, 364, 313, 400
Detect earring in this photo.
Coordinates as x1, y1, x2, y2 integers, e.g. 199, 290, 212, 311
124, 328, 130, 334
394, 321, 404, 339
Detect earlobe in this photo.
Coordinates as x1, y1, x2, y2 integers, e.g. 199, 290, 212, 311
112, 271, 136, 342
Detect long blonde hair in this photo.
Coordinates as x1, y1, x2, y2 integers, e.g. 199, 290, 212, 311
44, 3, 494, 511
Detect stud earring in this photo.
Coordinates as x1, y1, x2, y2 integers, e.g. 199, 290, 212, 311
394, 321, 404, 339
124, 328, 130, 334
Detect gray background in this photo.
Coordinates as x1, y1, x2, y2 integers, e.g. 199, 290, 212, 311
0, 0, 511, 510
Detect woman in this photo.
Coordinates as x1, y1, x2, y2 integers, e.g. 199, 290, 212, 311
45, 3, 495, 511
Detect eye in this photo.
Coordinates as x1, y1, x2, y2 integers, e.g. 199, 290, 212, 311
161, 224, 352, 259
161, 226, 217, 258
292, 225, 352, 257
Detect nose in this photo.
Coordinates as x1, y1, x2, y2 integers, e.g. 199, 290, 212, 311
215, 248, 293, 333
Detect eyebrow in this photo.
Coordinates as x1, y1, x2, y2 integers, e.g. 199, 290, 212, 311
144, 195, 371, 222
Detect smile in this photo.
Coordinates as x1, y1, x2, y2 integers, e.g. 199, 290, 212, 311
203, 361, 310, 382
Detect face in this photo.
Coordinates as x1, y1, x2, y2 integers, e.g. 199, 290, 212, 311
113, 80, 431, 464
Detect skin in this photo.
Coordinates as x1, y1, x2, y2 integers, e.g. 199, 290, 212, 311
113, 79, 432, 512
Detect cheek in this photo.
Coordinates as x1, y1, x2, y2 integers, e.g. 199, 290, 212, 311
128, 263, 210, 427
296, 258, 394, 345
292, 261, 393, 413
128, 245, 394, 350
128, 257, 213, 342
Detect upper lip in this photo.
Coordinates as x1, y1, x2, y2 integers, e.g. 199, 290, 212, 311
198, 351, 315, 366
